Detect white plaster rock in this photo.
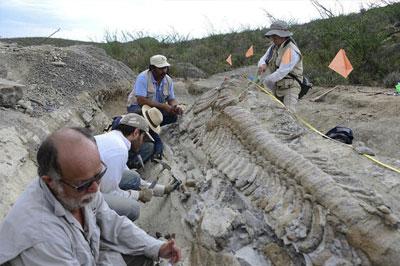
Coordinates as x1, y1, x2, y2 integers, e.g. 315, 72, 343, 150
0, 127, 36, 218
200, 206, 238, 250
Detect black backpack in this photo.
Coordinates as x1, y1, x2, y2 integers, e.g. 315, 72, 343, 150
104, 115, 123, 132
288, 73, 313, 99
325, 126, 354, 144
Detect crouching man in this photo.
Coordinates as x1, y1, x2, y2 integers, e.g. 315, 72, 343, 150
127, 55, 183, 159
96, 113, 175, 222
0, 127, 181, 265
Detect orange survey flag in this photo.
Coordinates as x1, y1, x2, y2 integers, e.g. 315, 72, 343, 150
329, 49, 353, 78
226, 54, 232, 66
245, 45, 254, 58
281, 48, 292, 64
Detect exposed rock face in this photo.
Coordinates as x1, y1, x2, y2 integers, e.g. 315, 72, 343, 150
0, 79, 24, 107
0, 42, 133, 117
0, 42, 134, 218
142, 76, 400, 265
173, 62, 207, 79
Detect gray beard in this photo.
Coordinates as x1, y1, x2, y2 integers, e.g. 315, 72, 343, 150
54, 182, 95, 211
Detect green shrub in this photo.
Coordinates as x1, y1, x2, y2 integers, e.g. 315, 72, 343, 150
97, 3, 399, 86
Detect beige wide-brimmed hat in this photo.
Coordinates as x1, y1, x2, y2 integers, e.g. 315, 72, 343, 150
264, 20, 293, 38
141, 105, 163, 134
150, 55, 170, 68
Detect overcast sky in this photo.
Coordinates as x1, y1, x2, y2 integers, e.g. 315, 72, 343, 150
0, 0, 390, 42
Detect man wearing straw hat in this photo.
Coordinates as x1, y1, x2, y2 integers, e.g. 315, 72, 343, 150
258, 20, 304, 112
95, 113, 174, 221
126, 104, 164, 169
127, 54, 183, 160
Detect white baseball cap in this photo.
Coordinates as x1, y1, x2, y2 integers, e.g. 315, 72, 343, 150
150, 55, 170, 68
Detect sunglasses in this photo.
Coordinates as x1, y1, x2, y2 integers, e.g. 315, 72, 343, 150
59, 161, 108, 192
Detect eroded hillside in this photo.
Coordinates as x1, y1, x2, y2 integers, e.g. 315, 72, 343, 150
1, 42, 399, 265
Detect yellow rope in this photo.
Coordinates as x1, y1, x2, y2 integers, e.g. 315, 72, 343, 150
362, 154, 400, 174
242, 74, 400, 174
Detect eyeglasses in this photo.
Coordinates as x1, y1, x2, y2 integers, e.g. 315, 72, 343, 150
59, 161, 107, 192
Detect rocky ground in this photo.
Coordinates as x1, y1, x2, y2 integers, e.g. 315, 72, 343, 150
0, 42, 399, 265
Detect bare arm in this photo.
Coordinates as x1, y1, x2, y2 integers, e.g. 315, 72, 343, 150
137, 96, 173, 113
168, 99, 178, 106
167, 99, 183, 115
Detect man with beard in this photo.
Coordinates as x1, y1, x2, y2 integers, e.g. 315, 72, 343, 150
95, 113, 174, 221
126, 55, 183, 160
0, 127, 181, 265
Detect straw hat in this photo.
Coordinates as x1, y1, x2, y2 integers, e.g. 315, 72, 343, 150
141, 105, 163, 134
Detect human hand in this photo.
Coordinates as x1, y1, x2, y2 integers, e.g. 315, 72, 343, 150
159, 239, 181, 264
258, 64, 266, 75
172, 105, 183, 115
138, 187, 153, 203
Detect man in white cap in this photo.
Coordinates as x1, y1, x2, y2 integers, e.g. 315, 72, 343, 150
127, 54, 183, 159
95, 113, 174, 221
258, 20, 304, 112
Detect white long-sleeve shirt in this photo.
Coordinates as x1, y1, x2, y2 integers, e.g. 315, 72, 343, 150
95, 130, 140, 200
258, 45, 300, 89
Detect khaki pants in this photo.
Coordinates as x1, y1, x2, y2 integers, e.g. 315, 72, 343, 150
276, 86, 300, 113
283, 87, 299, 113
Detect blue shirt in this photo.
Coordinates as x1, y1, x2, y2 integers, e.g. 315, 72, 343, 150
133, 70, 175, 103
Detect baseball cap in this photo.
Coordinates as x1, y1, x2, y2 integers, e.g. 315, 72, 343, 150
119, 113, 154, 142
150, 55, 170, 68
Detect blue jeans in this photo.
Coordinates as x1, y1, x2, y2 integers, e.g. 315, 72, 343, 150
127, 104, 177, 156
127, 142, 154, 169
119, 169, 141, 190
103, 170, 142, 221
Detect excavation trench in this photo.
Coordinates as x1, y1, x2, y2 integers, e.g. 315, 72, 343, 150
1, 75, 399, 266
2, 43, 400, 265
102, 73, 400, 266
100, 82, 291, 266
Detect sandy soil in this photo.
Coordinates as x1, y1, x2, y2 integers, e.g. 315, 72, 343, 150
298, 85, 400, 160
